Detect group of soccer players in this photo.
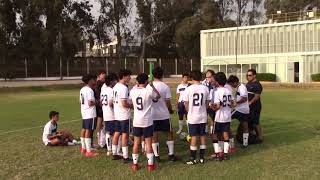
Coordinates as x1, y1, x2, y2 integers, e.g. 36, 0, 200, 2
78, 67, 263, 171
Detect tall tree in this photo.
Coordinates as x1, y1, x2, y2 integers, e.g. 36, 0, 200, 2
265, 0, 317, 14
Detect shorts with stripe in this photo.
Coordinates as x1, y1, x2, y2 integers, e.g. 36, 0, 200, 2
153, 119, 172, 132
115, 120, 130, 134
82, 118, 97, 130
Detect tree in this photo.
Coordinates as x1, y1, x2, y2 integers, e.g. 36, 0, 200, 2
265, 0, 317, 14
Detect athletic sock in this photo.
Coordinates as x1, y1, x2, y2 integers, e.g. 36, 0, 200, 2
152, 142, 160, 157
122, 146, 129, 159
218, 141, 224, 153
243, 133, 249, 146
132, 153, 139, 165
213, 141, 220, 154
84, 138, 92, 152
224, 141, 229, 154
166, 141, 174, 156
105, 133, 112, 151
178, 120, 184, 131
112, 143, 117, 155
199, 145, 206, 159
190, 146, 197, 160
146, 153, 154, 165
80, 137, 86, 149
117, 136, 122, 155
210, 126, 213, 134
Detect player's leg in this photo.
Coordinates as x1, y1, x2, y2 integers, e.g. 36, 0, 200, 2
98, 125, 106, 148
166, 119, 178, 161
144, 125, 155, 171
131, 127, 141, 171
152, 120, 160, 161
80, 128, 86, 153
49, 137, 62, 146
84, 118, 98, 157
253, 109, 263, 143
186, 124, 198, 165
105, 121, 114, 155
241, 114, 250, 147
199, 123, 207, 163
112, 120, 121, 160
141, 136, 146, 154
222, 123, 231, 160
121, 120, 131, 163
176, 102, 185, 134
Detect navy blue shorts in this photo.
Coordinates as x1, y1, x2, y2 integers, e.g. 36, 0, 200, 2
105, 121, 116, 135
153, 119, 172, 132
213, 122, 230, 134
178, 102, 187, 116
133, 125, 154, 138
188, 123, 206, 136
207, 108, 215, 120
250, 108, 261, 126
232, 111, 249, 122
114, 120, 130, 134
82, 118, 97, 130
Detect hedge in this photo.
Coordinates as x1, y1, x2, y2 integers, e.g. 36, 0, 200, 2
311, 74, 320, 82
256, 73, 276, 82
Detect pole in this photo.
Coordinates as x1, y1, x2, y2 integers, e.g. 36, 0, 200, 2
175, 58, 178, 75
106, 58, 108, 74
149, 62, 154, 81
190, 59, 193, 71
59, 56, 62, 80
125, 57, 127, 69
86, 58, 89, 74
24, 58, 27, 78
67, 59, 69, 77
45, 58, 48, 77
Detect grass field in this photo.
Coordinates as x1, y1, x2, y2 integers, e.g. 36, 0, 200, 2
1, 88, 320, 180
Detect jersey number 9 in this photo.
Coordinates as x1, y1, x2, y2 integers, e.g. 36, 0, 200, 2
136, 97, 143, 110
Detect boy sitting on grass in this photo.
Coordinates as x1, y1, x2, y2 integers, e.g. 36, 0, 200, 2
42, 111, 79, 146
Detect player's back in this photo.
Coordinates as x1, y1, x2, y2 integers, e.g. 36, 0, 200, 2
101, 84, 114, 121
236, 83, 249, 114
214, 87, 233, 123
147, 81, 171, 120
113, 83, 131, 120
80, 86, 96, 119
184, 84, 209, 124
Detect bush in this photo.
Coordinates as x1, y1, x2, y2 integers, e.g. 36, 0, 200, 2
311, 74, 320, 82
256, 73, 276, 82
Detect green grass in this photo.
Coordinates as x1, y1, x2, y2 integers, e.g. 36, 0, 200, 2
1, 88, 320, 180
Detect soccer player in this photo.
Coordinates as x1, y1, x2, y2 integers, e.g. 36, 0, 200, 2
202, 70, 216, 123
80, 74, 98, 157
228, 75, 250, 148
101, 73, 118, 155
176, 73, 190, 134
42, 111, 78, 146
93, 70, 106, 148
211, 72, 235, 161
112, 69, 133, 163
183, 70, 210, 165
130, 73, 161, 172
246, 69, 263, 143
147, 67, 178, 162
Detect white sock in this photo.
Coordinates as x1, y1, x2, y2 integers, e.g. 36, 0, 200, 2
213, 143, 220, 153
210, 126, 213, 134
243, 133, 249, 146
68, 142, 75, 146
117, 137, 122, 155
122, 146, 129, 159
105, 133, 112, 151
218, 141, 224, 153
146, 153, 154, 165
224, 141, 229, 154
84, 138, 92, 152
132, 153, 139, 165
80, 137, 86, 149
229, 138, 234, 148
98, 128, 106, 147
141, 141, 145, 153
166, 141, 174, 156
178, 120, 184, 131
152, 142, 160, 157
112, 144, 117, 155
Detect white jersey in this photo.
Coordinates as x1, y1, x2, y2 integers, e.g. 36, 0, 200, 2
113, 83, 131, 120
146, 81, 171, 120
235, 83, 250, 114
183, 83, 210, 124
80, 86, 96, 119
101, 84, 115, 121
42, 121, 57, 145
225, 84, 233, 94
214, 87, 234, 123
176, 83, 189, 102
130, 87, 157, 127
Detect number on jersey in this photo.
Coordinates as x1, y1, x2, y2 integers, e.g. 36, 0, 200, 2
136, 97, 143, 110
81, 93, 84, 104
221, 95, 232, 107
101, 94, 108, 105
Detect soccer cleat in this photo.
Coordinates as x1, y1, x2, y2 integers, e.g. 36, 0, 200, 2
80, 148, 87, 154
240, 144, 248, 149
155, 156, 161, 163
85, 151, 98, 157
210, 153, 223, 161
223, 154, 230, 160
147, 164, 156, 172
112, 155, 122, 160
199, 158, 205, 164
123, 158, 132, 164
168, 155, 180, 162
229, 147, 236, 153
186, 158, 198, 165
131, 164, 139, 171
106, 151, 112, 156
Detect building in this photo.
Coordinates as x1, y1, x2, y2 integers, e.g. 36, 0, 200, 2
200, 19, 320, 83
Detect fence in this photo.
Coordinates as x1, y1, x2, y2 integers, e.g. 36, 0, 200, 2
0, 57, 200, 79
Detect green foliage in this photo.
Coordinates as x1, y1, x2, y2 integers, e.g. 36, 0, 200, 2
265, 0, 315, 14
311, 74, 320, 82
257, 73, 277, 82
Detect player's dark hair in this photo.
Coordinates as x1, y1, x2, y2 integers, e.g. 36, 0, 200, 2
190, 70, 202, 81
152, 67, 164, 79
247, 69, 257, 75
227, 75, 239, 84
49, 111, 59, 119
118, 69, 132, 80
136, 73, 149, 84
182, 72, 189, 77
82, 74, 96, 84
206, 69, 215, 76
214, 72, 227, 86
105, 73, 118, 86
98, 69, 106, 75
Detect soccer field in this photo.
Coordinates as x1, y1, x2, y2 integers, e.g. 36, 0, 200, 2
1, 88, 320, 180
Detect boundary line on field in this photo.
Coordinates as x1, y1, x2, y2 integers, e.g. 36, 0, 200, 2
0, 118, 80, 135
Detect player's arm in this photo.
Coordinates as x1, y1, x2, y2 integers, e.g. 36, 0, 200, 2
121, 99, 133, 108
237, 96, 247, 104
149, 81, 161, 100
166, 99, 174, 114
88, 90, 95, 107
212, 91, 221, 111
249, 94, 260, 105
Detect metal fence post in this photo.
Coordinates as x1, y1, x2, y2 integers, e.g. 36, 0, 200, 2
86, 58, 89, 74
159, 58, 162, 67
106, 58, 108, 74
24, 58, 28, 78
45, 58, 48, 77
125, 57, 127, 69
190, 59, 193, 71
175, 58, 178, 75
67, 59, 69, 77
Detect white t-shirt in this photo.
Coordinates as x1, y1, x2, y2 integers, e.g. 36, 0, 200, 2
225, 84, 233, 94
113, 83, 131, 120
146, 81, 171, 120
101, 84, 115, 121
80, 86, 96, 119
235, 83, 250, 114
42, 121, 57, 145
130, 87, 157, 127
214, 87, 234, 123
183, 83, 210, 124
176, 83, 189, 102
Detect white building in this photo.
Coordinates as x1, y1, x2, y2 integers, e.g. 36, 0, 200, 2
200, 19, 320, 82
